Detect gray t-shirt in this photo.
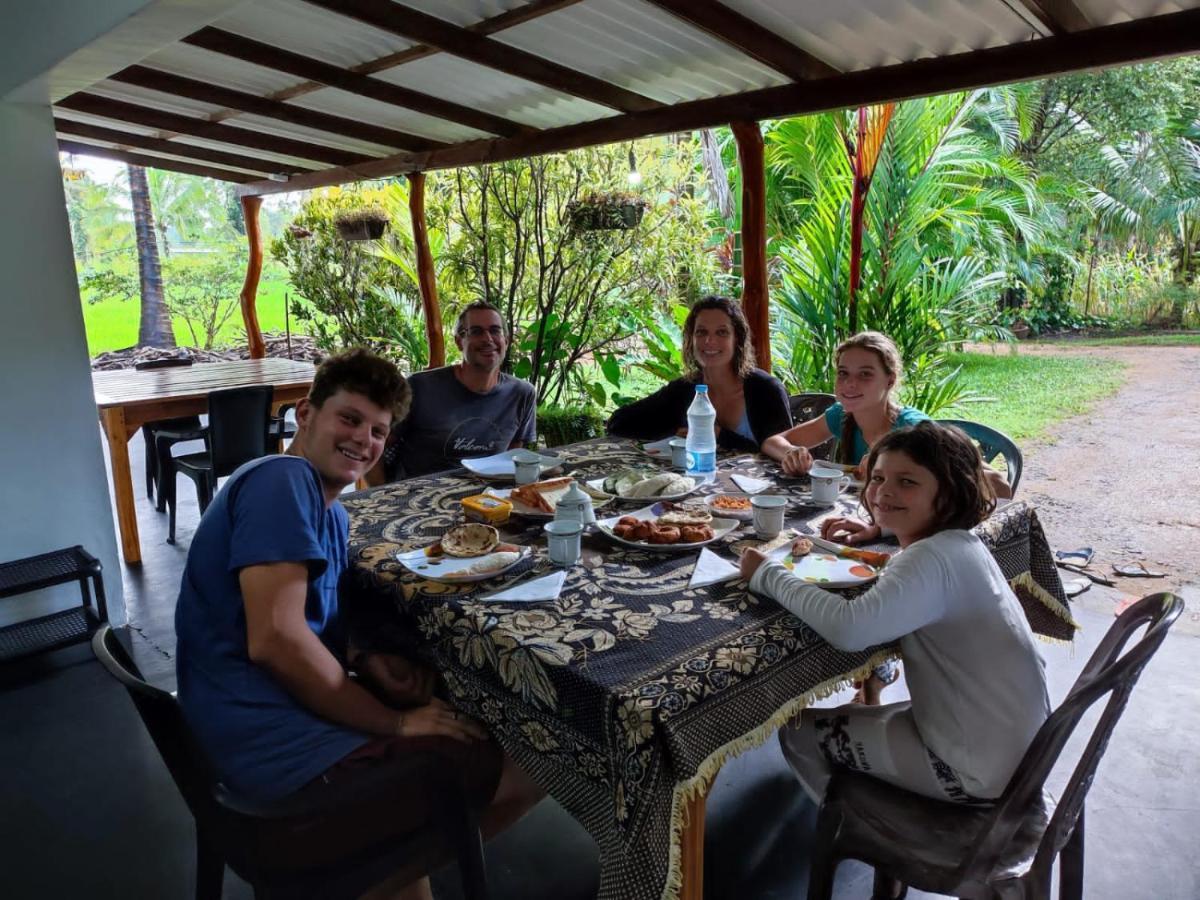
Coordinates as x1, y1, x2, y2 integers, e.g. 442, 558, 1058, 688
385, 366, 537, 479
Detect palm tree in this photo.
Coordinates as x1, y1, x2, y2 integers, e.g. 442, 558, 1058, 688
128, 164, 175, 347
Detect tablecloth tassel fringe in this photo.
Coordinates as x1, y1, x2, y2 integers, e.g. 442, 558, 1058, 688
1010, 571, 1081, 648
660, 647, 899, 900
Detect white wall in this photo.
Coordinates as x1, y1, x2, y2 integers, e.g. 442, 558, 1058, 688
0, 102, 124, 625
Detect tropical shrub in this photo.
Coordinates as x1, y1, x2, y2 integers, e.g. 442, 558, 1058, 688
761, 93, 1037, 413
536, 404, 607, 447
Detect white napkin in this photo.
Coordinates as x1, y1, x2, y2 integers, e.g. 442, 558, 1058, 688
688, 548, 741, 588
478, 570, 566, 602
730, 473, 772, 494
642, 437, 675, 457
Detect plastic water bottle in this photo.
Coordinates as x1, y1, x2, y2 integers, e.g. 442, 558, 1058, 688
685, 385, 717, 480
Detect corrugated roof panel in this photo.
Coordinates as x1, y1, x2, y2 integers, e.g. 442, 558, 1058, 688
140, 43, 303, 97
213, 0, 414, 68
214, 112, 394, 158
287, 86, 496, 143
54, 110, 324, 171
58, 137, 277, 178
1079, 0, 1196, 26
373, 53, 618, 129
495, 0, 791, 104
395, 0, 536, 29
718, 0, 1035, 72
88, 80, 229, 118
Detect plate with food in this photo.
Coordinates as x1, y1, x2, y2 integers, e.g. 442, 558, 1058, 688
766, 536, 882, 588
486, 477, 613, 518
395, 523, 530, 583
587, 468, 697, 502
596, 504, 738, 552
460, 449, 562, 481
703, 492, 754, 521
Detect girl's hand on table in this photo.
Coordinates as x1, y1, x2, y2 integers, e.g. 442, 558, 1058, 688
740, 547, 769, 581
780, 445, 814, 476
820, 517, 881, 546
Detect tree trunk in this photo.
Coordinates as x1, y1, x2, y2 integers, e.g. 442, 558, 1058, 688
128, 165, 174, 348
731, 121, 771, 373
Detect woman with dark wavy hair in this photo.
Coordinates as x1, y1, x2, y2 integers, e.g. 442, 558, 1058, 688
607, 296, 792, 453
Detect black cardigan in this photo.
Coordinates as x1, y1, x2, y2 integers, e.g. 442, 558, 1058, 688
606, 368, 792, 453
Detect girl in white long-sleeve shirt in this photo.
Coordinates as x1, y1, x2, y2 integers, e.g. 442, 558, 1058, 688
740, 421, 1049, 804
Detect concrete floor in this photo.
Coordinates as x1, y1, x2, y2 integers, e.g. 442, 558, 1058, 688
1, 435, 1196, 899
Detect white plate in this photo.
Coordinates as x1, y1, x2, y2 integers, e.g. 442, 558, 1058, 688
586, 476, 698, 503
485, 484, 613, 518
702, 493, 755, 521
596, 503, 740, 552
395, 545, 531, 583
768, 545, 879, 588
461, 450, 561, 481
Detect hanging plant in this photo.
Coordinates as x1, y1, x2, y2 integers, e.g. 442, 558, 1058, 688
334, 205, 390, 241
566, 191, 648, 232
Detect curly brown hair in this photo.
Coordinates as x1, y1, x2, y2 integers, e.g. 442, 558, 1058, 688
681, 295, 756, 381
862, 421, 996, 535
308, 347, 411, 423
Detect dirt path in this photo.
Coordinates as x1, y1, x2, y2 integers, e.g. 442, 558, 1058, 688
1015, 343, 1200, 600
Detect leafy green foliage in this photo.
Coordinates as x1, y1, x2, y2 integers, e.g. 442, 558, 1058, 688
536, 404, 607, 447
270, 185, 428, 370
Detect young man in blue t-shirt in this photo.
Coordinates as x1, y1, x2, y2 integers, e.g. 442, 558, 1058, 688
175, 348, 540, 899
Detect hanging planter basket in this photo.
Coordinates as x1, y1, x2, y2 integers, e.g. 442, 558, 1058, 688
567, 193, 648, 232
334, 207, 390, 242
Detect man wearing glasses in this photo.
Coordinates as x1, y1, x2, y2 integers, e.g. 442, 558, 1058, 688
370, 300, 536, 481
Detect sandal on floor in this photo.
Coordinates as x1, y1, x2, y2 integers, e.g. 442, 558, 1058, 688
1113, 562, 1166, 578
1063, 576, 1091, 598
1056, 547, 1094, 566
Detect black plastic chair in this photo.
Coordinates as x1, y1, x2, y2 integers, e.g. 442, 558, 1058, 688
788, 392, 837, 461
807, 591, 1183, 900
91, 625, 490, 900
160, 386, 275, 544
134, 357, 202, 508
939, 418, 1024, 496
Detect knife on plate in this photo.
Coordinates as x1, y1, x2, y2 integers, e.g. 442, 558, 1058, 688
808, 535, 891, 568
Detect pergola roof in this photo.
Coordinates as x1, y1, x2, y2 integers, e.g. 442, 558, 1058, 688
53, 0, 1200, 194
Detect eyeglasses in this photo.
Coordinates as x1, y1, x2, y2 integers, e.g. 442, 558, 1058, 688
460, 325, 505, 338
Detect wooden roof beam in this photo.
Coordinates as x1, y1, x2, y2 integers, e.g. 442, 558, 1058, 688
236, 6, 1200, 197
58, 139, 258, 182
57, 93, 374, 167
1010, 0, 1091, 36
54, 118, 300, 176
304, 0, 661, 113
643, 0, 839, 81
183, 27, 530, 138
109, 66, 447, 153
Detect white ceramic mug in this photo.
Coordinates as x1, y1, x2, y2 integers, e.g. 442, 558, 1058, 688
669, 437, 688, 470
750, 494, 788, 540
544, 520, 583, 566
511, 449, 543, 485
809, 466, 848, 505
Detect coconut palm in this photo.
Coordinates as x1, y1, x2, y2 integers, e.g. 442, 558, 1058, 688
128, 164, 175, 348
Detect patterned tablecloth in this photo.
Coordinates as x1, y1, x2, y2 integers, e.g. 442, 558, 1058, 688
342, 438, 1075, 900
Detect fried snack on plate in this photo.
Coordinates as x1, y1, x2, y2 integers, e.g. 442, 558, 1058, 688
792, 537, 814, 557
679, 524, 714, 543
648, 525, 681, 544
441, 523, 500, 558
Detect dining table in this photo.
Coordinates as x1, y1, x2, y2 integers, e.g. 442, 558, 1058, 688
92, 358, 315, 564
341, 437, 1075, 900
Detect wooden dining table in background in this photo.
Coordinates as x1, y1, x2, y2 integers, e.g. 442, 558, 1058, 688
92, 358, 315, 564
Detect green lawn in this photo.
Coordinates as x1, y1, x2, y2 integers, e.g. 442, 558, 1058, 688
82, 278, 303, 355
946, 350, 1127, 442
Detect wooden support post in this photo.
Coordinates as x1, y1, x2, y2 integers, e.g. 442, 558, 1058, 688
678, 789, 707, 900
239, 194, 266, 358
730, 120, 770, 373
407, 171, 446, 368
